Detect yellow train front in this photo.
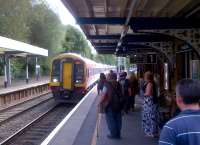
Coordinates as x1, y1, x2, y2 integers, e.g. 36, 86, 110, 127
49, 53, 113, 102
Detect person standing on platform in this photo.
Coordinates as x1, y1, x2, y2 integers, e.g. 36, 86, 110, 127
139, 75, 145, 99
99, 72, 123, 139
159, 79, 200, 145
97, 73, 106, 95
128, 73, 139, 111
142, 71, 159, 137
119, 72, 129, 113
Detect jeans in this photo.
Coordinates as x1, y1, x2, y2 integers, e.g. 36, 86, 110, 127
105, 107, 122, 137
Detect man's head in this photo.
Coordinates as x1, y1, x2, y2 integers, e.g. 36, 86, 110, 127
123, 72, 127, 78
110, 70, 114, 74
176, 79, 200, 110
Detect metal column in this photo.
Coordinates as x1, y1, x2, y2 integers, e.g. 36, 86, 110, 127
4, 55, 7, 88
35, 57, 39, 81
4, 55, 11, 88
8, 57, 11, 86
26, 56, 29, 84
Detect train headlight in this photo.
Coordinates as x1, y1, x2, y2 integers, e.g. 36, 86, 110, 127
76, 80, 80, 83
53, 78, 58, 82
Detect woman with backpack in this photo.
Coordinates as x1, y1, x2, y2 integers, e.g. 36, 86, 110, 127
99, 72, 123, 139
142, 71, 159, 137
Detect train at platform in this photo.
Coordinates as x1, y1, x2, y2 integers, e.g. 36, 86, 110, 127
49, 53, 114, 102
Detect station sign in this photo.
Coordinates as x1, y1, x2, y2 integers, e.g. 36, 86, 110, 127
130, 54, 157, 64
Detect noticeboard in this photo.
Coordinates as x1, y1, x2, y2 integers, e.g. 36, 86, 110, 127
130, 54, 157, 64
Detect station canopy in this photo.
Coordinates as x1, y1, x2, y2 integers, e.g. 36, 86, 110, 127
0, 36, 48, 57
61, 0, 200, 56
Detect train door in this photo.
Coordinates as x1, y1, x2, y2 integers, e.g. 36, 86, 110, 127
63, 63, 73, 90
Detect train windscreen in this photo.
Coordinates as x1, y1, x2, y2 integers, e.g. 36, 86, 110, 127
52, 60, 60, 82
75, 64, 84, 83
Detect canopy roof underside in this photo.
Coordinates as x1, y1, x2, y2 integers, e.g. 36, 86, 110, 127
62, 0, 200, 55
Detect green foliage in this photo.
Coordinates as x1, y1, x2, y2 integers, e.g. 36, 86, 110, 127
94, 54, 116, 65
0, 0, 32, 42
29, 3, 66, 75
29, 4, 65, 55
11, 58, 26, 79
0, 58, 4, 75
0, 0, 65, 78
62, 25, 116, 64
62, 25, 92, 58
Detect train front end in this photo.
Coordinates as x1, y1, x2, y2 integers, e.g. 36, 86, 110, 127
49, 54, 86, 103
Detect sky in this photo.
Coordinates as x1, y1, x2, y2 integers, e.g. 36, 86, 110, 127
45, 0, 96, 54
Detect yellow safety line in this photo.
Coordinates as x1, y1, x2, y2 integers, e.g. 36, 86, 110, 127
91, 109, 102, 145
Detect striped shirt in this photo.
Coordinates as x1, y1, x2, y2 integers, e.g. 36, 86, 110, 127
159, 109, 200, 145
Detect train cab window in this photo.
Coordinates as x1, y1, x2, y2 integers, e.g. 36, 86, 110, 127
75, 64, 84, 83
52, 60, 60, 82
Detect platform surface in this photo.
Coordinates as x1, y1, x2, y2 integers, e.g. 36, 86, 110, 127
0, 77, 49, 95
73, 95, 158, 145
41, 89, 158, 145
95, 109, 158, 145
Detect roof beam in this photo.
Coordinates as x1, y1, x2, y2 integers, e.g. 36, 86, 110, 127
97, 49, 156, 55
76, 17, 200, 29
88, 35, 120, 40
88, 34, 173, 41
76, 17, 126, 24
129, 17, 200, 30
93, 43, 117, 47
95, 44, 152, 49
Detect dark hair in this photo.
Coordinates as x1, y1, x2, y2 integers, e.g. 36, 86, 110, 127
144, 71, 153, 82
176, 79, 200, 104
108, 72, 117, 81
100, 73, 106, 80
123, 72, 127, 77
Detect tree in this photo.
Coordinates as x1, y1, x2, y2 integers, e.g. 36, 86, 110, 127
0, 0, 32, 42
0, 0, 32, 78
29, 4, 65, 56
0, 0, 66, 77
62, 25, 93, 58
94, 54, 116, 65
29, 3, 66, 75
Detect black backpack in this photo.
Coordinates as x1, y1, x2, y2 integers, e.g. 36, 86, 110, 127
108, 82, 123, 112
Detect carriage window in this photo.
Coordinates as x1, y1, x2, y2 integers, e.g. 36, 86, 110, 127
52, 60, 60, 82
75, 64, 84, 83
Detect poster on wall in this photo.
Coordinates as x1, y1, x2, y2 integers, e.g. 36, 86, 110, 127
190, 60, 200, 80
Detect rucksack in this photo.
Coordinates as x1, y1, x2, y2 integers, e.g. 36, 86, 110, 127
108, 82, 123, 112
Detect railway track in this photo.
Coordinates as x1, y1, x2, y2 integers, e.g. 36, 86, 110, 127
0, 92, 56, 144
0, 92, 53, 125
0, 104, 73, 145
